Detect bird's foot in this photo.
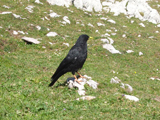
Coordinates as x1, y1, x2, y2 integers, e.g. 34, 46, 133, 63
75, 79, 82, 84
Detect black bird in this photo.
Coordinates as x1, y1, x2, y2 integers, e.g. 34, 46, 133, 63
49, 34, 91, 87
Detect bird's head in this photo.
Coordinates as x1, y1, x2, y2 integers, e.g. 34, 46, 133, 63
76, 34, 93, 45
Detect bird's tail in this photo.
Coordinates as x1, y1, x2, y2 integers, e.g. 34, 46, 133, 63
48, 70, 66, 87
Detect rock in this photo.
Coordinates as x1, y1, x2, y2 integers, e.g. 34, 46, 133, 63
35, 0, 43, 4
36, 26, 41, 30
123, 94, 139, 102
47, 0, 72, 8
139, 51, 143, 56
46, 32, 58, 37
120, 83, 133, 93
63, 43, 69, 47
139, 23, 145, 27
47, 0, 102, 12
101, 38, 109, 44
76, 96, 96, 101
106, 0, 160, 24
49, 12, 60, 18
13, 31, 18, 35
107, 19, 116, 24
25, 5, 35, 13
3, 5, 10, 9
87, 23, 94, 27
97, 22, 105, 26
103, 44, 121, 54
110, 77, 121, 84
74, 0, 102, 12
63, 16, 70, 24
22, 37, 40, 44
126, 50, 134, 53
67, 75, 98, 96
86, 80, 99, 89
78, 90, 86, 96
0, 11, 12, 14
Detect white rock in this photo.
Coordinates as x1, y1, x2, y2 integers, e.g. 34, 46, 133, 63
76, 96, 96, 101
108, 37, 114, 44
101, 33, 110, 37
47, 0, 72, 8
87, 23, 94, 27
86, 80, 99, 89
0, 12, 12, 14
126, 50, 134, 53
35, 0, 43, 4
150, 77, 160, 81
124, 95, 139, 102
63, 43, 69, 47
131, 20, 134, 23
18, 31, 25, 34
139, 51, 143, 56
97, 22, 105, 26
13, 31, 18, 35
155, 31, 159, 33
150, 77, 155, 80
139, 23, 145, 27
42, 46, 46, 48
49, 42, 53, 45
25, 5, 35, 13
157, 24, 160, 27
108, 19, 116, 24
122, 34, 126, 38
100, 17, 108, 20
67, 9, 73, 13
126, 84, 133, 93
103, 44, 120, 54
138, 34, 141, 37
110, 77, 121, 84
78, 90, 86, 96
106, 29, 112, 32
3, 5, 10, 9
101, 38, 109, 43
45, 16, 50, 20
46, 32, 58, 37
148, 36, 154, 39
73, 0, 102, 12
106, 0, 160, 24
12, 14, 26, 19
111, 33, 116, 36
67, 75, 98, 95
49, 12, 60, 18
36, 26, 41, 30
95, 30, 99, 33
102, 1, 112, 6
22, 37, 40, 44
63, 16, 70, 24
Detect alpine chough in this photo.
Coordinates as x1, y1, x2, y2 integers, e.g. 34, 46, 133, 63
49, 34, 91, 87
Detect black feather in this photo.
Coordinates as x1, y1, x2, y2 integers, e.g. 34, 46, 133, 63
49, 34, 89, 87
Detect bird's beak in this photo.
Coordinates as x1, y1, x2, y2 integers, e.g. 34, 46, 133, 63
89, 36, 93, 39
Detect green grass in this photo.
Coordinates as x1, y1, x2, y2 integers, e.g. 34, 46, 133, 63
0, 0, 160, 119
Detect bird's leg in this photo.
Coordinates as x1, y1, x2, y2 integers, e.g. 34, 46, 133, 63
77, 72, 86, 79
73, 75, 81, 84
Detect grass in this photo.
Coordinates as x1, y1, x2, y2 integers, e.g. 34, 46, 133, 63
0, 0, 160, 119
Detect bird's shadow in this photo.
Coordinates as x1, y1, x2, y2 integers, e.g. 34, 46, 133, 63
55, 75, 80, 88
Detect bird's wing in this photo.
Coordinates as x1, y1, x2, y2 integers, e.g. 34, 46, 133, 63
52, 45, 81, 77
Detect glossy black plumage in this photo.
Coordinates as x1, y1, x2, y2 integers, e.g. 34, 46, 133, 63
49, 34, 89, 86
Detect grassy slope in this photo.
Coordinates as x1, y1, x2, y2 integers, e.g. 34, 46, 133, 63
0, 0, 160, 119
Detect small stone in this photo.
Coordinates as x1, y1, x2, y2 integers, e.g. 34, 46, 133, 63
22, 36, 40, 44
